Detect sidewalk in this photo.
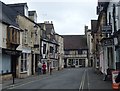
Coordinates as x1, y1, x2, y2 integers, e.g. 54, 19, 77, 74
2, 69, 59, 90
88, 68, 112, 89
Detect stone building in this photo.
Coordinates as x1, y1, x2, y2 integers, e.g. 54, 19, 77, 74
8, 3, 41, 78
0, 1, 22, 79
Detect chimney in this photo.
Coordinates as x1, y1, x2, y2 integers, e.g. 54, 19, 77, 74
51, 21, 53, 24
85, 25, 88, 35
44, 21, 51, 24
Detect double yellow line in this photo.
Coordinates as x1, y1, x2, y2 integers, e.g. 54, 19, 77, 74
79, 69, 86, 91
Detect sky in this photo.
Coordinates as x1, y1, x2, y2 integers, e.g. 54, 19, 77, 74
2, 0, 98, 35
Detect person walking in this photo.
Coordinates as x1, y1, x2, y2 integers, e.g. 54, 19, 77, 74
37, 61, 42, 75
42, 62, 46, 74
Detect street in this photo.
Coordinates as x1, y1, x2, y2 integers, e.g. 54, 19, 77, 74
3, 68, 112, 90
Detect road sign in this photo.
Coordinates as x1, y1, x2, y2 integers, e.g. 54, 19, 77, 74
112, 71, 120, 89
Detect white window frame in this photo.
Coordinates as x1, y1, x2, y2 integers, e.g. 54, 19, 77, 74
21, 53, 27, 72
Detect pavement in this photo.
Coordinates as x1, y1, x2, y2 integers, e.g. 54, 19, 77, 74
1, 67, 113, 90
88, 68, 112, 89
2, 69, 59, 90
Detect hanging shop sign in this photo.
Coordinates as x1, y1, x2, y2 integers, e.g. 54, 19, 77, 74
102, 38, 114, 46
102, 25, 112, 34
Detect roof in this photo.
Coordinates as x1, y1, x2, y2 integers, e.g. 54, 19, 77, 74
38, 23, 44, 30
38, 23, 58, 45
7, 3, 28, 16
0, 1, 19, 28
63, 35, 88, 50
7, 3, 27, 7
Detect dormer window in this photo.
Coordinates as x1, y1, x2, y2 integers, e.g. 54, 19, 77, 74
24, 5, 28, 17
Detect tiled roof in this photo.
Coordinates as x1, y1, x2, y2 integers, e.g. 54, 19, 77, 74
0, 1, 19, 28
63, 35, 88, 50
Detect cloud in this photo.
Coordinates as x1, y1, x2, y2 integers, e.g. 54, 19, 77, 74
2, 0, 98, 35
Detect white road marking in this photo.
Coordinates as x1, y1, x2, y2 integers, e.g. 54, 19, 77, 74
8, 75, 55, 89
79, 69, 86, 91
87, 69, 90, 91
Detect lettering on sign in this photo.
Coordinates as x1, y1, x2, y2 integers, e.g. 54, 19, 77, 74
102, 25, 112, 33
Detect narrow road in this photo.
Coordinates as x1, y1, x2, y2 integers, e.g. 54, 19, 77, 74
4, 68, 112, 90
6, 68, 87, 90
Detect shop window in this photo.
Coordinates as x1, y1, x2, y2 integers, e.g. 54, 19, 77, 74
68, 59, 72, 65
76, 60, 78, 65
21, 53, 27, 72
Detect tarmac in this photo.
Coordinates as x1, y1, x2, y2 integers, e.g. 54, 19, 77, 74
1, 68, 113, 90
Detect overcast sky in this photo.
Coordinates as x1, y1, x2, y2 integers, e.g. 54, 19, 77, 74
2, 0, 98, 35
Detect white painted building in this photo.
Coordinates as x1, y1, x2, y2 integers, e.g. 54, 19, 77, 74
63, 35, 88, 68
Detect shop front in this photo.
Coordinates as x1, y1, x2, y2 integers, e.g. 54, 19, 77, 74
1, 48, 21, 80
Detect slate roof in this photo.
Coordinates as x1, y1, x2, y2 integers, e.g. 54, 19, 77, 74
7, 3, 27, 16
38, 23, 44, 30
63, 35, 88, 50
0, 1, 19, 28
38, 23, 58, 45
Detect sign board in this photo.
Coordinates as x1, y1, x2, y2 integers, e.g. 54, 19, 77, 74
102, 25, 112, 33
112, 71, 120, 89
103, 39, 114, 46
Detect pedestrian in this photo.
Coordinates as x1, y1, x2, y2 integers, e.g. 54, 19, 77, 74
115, 72, 120, 83
42, 62, 46, 74
37, 61, 42, 75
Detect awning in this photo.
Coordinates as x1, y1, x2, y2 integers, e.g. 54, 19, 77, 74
22, 49, 31, 53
